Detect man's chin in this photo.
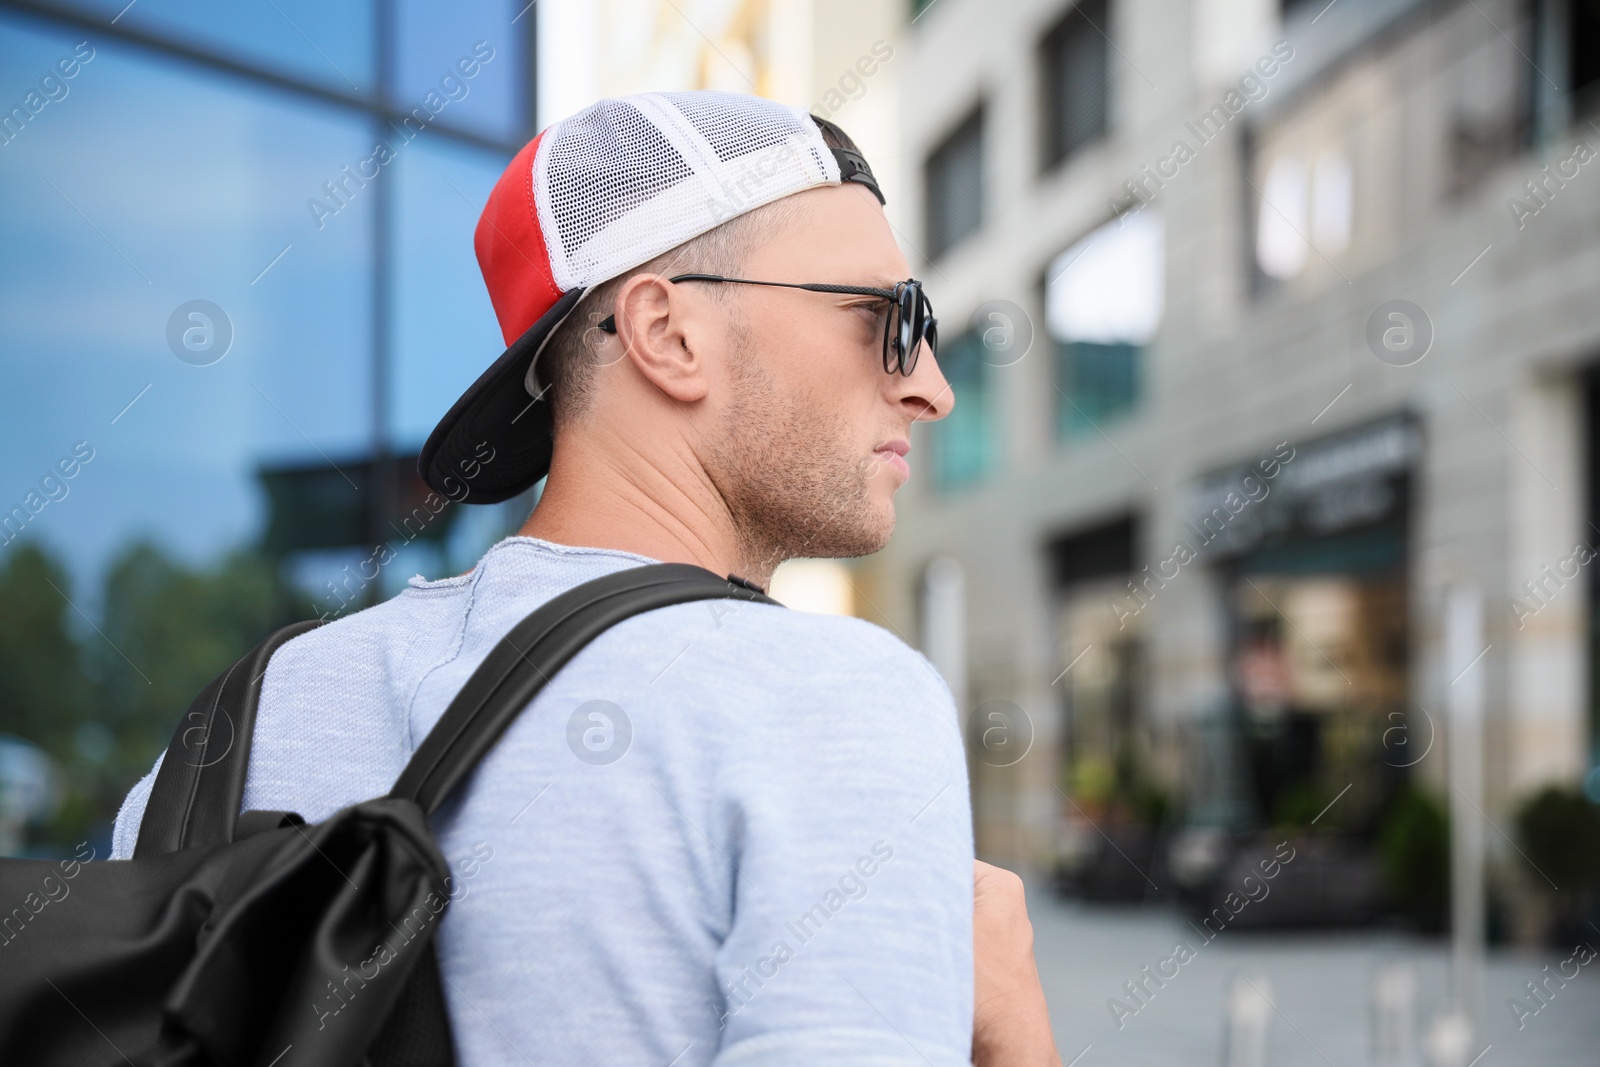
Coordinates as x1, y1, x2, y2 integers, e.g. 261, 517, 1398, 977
857, 500, 897, 555
810, 506, 895, 561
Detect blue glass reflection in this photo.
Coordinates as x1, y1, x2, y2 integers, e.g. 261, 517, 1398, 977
389, 136, 506, 453
0, 15, 375, 598
932, 330, 992, 490
389, 136, 536, 582
393, 0, 525, 140
47, 0, 376, 96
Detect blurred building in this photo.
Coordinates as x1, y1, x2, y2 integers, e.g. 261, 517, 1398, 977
865, 0, 1600, 904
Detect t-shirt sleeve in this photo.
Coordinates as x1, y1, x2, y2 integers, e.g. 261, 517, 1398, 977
708, 620, 975, 1067
109, 748, 164, 860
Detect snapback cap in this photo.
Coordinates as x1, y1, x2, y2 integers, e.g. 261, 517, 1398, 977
419, 90, 886, 505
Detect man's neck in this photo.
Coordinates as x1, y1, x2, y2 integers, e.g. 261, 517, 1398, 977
513, 442, 775, 589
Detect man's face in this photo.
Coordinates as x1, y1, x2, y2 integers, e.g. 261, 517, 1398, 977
699, 183, 954, 567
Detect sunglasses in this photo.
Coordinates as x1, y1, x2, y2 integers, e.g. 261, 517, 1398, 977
597, 273, 938, 376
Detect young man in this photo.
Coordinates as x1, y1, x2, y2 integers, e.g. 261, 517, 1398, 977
112, 91, 1058, 1067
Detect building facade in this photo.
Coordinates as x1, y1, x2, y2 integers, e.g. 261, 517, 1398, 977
866, 0, 1600, 907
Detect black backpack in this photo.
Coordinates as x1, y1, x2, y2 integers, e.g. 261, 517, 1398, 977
0, 562, 779, 1066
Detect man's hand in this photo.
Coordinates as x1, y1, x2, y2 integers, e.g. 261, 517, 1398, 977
972, 860, 1061, 1067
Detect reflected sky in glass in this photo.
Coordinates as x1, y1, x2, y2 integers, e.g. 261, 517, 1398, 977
49, 0, 377, 95
36, 0, 530, 142
393, 0, 526, 141
0, 16, 374, 601
390, 136, 507, 451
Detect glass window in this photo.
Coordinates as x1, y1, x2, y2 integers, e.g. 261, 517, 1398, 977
0, 19, 375, 593
393, 0, 527, 141
1229, 570, 1408, 830
1044, 209, 1162, 437
924, 104, 984, 260
1255, 155, 1307, 279
390, 139, 510, 454
1571, 0, 1600, 113
1053, 340, 1138, 434
0, 15, 391, 857
55, 0, 376, 96
1311, 150, 1352, 253
387, 135, 537, 577
1045, 516, 1155, 900
0, 4, 535, 858
1039, 0, 1109, 170
1252, 148, 1353, 281
930, 329, 993, 490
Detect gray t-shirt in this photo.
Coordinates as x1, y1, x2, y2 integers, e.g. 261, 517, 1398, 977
112, 535, 975, 1066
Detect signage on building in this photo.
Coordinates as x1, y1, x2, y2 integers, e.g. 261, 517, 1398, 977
1187, 414, 1419, 559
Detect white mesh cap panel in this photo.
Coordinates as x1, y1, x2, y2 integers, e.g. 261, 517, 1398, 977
534, 91, 840, 293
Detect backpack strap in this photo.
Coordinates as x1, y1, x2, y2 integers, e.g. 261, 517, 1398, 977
134, 620, 325, 857
391, 562, 780, 816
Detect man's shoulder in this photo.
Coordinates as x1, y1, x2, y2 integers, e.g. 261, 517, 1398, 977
630, 598, 953, 699
602, 600, 963, 775
714, 599, 927, 657
264, 576, 474, 684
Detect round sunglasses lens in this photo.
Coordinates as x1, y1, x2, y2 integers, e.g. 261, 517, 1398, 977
902, 316, 931, 376
900, 286, 921, 373
880, 285, 902, 374
912, 287, 936, 374
882, 299, 898, 374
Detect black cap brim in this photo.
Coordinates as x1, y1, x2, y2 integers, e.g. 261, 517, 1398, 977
418, 286, 587, 504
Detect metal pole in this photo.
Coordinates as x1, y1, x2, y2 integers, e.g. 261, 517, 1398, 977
921, 556, 968, 716
1445, 581, 1486, 1035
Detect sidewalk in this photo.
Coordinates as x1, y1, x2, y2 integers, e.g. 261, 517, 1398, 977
1030, 889, 1600, 1066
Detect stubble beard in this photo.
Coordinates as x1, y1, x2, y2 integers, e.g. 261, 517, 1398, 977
708, 325, 895, 574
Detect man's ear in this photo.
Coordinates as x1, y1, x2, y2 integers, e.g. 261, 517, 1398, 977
611, 273, 710, 403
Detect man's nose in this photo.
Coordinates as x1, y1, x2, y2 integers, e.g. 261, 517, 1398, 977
895, 336, 955, 422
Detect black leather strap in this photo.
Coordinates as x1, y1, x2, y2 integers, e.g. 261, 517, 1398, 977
135, 620, 324, 857
831, 145, 886, 204
136, 563, 779, 855
391, 563, 781, 816
232, 809, 305, 840
809, 112, 886, 206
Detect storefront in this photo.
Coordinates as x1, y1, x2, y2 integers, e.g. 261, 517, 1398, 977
1044, 416, 1423, 907
1044, 516, 1163, 899
1191, 414, 1419, 837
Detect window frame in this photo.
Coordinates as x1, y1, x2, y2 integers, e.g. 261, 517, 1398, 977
1037, 0, 1111, 173
923, 101, 987, 262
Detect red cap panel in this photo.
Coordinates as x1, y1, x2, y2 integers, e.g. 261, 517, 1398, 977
474, 129, 564, 347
